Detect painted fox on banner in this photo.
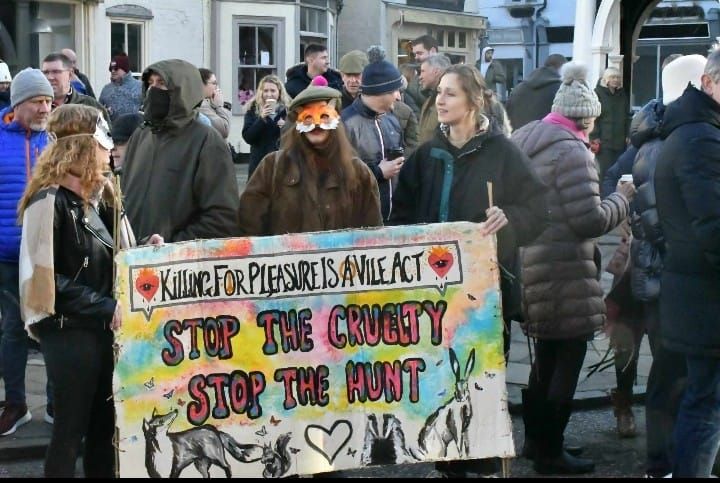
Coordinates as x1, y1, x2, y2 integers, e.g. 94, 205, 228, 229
113, 222, 515, 477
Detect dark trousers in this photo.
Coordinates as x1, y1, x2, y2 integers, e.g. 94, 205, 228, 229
528, 338, 587, 404
644, 301, 686, 477
39, 325, 116, 478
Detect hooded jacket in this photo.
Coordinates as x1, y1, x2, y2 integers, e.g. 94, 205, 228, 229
0, 108, 49, 262
121, 59, 240, 242
506, 66, 562, 130
476, 47, 506, 93
284, 63, 344, 99
626, 99, 666, 302
391, 121, 548, 319
512, 118, 629, 339
655, 86, 720, 356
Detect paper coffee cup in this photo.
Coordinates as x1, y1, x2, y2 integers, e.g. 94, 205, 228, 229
620, 174, 633, 184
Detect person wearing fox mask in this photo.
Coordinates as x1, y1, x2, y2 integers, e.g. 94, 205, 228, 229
238, 76, 382, 235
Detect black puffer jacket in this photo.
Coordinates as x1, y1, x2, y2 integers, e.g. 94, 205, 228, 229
506, 66, 561, 130
284, 64, 344, 99
627, 99, 666, 302
655, 86, 720, 356
33, 186, 116, 330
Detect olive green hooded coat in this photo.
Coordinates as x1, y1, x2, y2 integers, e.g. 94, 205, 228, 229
121, 59, 240, 242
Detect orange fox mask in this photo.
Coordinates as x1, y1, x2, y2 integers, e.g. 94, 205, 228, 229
295, 100, 340, 133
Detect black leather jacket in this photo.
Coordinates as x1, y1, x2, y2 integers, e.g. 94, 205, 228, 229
34, 186, 116, 330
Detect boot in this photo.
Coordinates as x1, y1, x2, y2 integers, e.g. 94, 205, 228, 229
521, 389, 584, 460
611, 388, 637, 438
533, 401, 595, 475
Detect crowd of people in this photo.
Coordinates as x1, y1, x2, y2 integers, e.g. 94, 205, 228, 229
0, 33, 719, 479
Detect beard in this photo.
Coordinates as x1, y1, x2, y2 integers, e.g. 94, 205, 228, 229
29, 120, 48, 132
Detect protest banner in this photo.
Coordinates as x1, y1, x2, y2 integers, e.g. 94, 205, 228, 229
113, 222, 515, 477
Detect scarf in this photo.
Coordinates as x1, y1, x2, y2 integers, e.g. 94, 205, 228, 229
542, 112, 589, 142
19, 179, 136, 340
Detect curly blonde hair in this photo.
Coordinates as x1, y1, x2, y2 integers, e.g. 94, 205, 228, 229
18, 104, 108, 218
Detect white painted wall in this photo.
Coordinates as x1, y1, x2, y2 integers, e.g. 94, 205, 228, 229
89, 0, 207, 96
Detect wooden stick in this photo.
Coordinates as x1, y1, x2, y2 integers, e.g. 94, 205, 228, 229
486, 181, 494, 208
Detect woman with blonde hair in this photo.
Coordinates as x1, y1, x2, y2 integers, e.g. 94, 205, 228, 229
17, 104, 159, 477
590, 66, 629, 177
242, 74, 291, 178
390, 63, 548, 477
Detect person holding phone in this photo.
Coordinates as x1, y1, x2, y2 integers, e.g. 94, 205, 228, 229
242, 75, 290, 179
198, 68, 231, 139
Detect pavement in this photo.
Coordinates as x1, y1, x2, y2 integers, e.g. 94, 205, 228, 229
0, 165, 647, 461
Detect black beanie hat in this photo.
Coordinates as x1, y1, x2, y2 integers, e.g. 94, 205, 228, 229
111, 113, 144, 144
360, 45, 403, 96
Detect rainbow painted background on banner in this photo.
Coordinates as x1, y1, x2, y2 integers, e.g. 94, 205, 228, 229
114, 222, 514, 478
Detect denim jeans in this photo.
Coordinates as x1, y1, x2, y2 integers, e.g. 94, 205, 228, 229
0, 262, 27, 405
672, 355, 720, 477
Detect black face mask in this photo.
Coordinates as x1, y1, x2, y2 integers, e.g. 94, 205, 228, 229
143, 87, 170, 127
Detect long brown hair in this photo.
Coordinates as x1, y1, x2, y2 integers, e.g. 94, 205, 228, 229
18, 104, 108, 218
279, 116, 357, 194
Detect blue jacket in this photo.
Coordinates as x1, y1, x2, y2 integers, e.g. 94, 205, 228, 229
0, 107, 50, 262
99, 73, 143, 122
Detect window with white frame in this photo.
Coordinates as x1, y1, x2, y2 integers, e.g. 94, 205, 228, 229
110, 20, 145, 73
234, 18, 284, 115
106, 5, 152, 75
299, 0, 329, 60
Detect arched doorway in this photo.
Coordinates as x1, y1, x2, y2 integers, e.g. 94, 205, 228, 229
586, 0, 717, 106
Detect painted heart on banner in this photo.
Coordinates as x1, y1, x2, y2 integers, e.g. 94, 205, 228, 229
135, 268, 160, 302
428, 247, 454, 279
304, 420, 353, 465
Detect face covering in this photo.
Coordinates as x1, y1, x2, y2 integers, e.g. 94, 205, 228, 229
143, 87, 171, 127
295, 100, 339, 133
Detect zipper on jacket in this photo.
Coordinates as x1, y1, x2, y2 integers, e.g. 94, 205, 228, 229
373, 117, 392, 215
83, 222, 114, 249
61, 256, 89, 329
70, 209, 83, 246
72, 256, 89, 282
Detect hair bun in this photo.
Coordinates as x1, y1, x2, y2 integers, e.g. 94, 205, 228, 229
367, 45, 386, 64
560, 62, 589, 85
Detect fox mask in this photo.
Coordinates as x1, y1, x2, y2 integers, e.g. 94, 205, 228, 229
295, 100, 339, 133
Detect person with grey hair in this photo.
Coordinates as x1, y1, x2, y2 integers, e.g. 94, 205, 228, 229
590, 66, 629, 178
417, 53, 451, 143
653, 47, 720, 478
0, 68, 54, 436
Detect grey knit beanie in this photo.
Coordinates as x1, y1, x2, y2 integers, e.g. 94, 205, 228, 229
551, 62, 601, 118
10, 68, 53, 108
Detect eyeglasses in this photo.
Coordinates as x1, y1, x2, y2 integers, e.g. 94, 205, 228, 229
41, 69, 67, 76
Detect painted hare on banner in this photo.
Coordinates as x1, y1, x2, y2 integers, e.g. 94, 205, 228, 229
416, 347, 476, 459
